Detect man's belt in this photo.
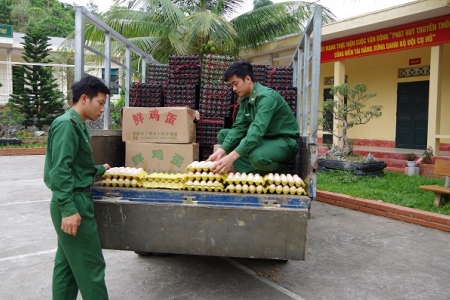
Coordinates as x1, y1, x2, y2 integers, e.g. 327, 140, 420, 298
73, 187, 91, 193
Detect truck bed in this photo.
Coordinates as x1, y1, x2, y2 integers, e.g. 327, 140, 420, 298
91, 183, 310, 260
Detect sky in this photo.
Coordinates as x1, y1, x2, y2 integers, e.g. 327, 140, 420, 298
64, 0, 417, 20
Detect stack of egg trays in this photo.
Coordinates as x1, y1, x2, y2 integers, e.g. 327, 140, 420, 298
201, 54, 234, 86
167, 54, 201, 85
199, 84, 232, 118
269, 86, 298, 114
129, 82, 163, 107
266, 66, 293, 87
146, 63, 168, 86
252, 64, 268, 86
199, 145, 214, 162
196, 117, 225, 147
162, 84, 199, 110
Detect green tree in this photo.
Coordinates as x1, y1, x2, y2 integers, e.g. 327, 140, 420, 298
9, 28, 65, 130
6, 0, 75, 37
253, 0, 273, 10
83, 0, 335, 63
0, 0, 14, 25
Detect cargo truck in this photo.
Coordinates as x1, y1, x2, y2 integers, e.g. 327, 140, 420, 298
75, 6, 323, 261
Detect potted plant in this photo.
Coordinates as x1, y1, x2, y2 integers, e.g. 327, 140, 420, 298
319, 83, 382, 155
404, 153, 418, 167
318, 83, 386, 176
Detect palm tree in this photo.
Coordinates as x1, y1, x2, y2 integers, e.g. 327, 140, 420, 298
84, 0, 335, 63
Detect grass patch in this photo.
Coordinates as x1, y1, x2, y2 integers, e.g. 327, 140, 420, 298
317, 170, 450, 216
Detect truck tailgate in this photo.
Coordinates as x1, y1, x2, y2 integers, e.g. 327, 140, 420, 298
91, 184, 310, 260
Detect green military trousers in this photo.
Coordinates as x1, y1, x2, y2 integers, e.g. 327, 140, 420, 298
218, 129, 299, 175
50, 192, 108, 300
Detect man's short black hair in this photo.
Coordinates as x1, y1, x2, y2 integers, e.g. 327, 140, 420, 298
224, 60, 255, 82
71, 75, 111, 104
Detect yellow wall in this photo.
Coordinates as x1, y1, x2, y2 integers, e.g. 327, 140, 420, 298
319, 44, 450, 143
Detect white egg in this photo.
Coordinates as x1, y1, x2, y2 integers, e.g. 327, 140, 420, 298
247, 173, 254, 182
267, 173, 274, 182
235, 184, 242, 193
233, 173, 241, 181
241, 173, 247, 181
227, 173, 234, 180
249, 185, 256, 193
283, 185, 290, 194
269, 184, 276, 193
242, 184, 249, 193
256, 185, 263, 193
274, 174, 281, 184
186, 180, 193, 185
290, 186, 297, 194
276, 185, 283, 193
228, 184, 235, 192
254, 174, 261, 182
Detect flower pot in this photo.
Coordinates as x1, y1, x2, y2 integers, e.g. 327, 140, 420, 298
407, 161, 416, 167
317, 159, 387, 177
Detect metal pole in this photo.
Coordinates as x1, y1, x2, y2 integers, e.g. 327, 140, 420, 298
125, 46, 131, 107
141, 57, 147, 83
302, 36, 310, 137
74, 7, 85, 82
103, 32, 112, 130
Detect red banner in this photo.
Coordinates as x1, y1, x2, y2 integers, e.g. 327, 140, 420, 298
321, 14, 450, 63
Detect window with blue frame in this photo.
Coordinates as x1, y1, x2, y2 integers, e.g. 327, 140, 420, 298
102, 68, 119, 94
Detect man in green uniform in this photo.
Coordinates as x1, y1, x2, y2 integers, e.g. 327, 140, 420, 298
209, 61, 299, 175
44, 75, 111, 300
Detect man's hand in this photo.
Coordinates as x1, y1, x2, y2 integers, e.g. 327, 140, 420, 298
211, 151, 240, 174
207, 148, 226, 162
103, 163, 111, 170
61, 213, 81, 236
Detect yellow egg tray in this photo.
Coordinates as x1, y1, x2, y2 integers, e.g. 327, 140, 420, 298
101, 178, 143, 188
143, 181, 184, 190
186, 171, 226, 182
144, 172, 186, 183
103, 167, 147, 180
185, 161, 216, 172
224, 172, 266, 185
225, 184, 267, 194
263, 173, 306, 188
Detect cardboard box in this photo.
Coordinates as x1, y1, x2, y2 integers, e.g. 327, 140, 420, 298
122, 107, 196, 143
126, 142, 199, 174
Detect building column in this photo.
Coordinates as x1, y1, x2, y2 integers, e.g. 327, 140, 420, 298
428, 45, 442, 155
6, 48, 12, 101
333, 60, 346, 147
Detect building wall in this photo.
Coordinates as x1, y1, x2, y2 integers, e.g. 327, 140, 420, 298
320, 44, 450, 144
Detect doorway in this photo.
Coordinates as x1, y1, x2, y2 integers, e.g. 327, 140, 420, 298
322, 89, 333, 145
395, 80, 429, 149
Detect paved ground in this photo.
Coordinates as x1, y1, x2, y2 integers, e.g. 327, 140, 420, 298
1, 155, 450, 300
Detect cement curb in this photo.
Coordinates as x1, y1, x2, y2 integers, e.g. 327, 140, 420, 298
0, 148, 46, 156
317, 190, 450, 233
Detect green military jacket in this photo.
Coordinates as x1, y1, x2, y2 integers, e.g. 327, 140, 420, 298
44, 108, 105, 217
221, 83, 300, 156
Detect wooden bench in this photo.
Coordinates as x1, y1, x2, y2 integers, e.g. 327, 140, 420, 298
419, 159, 450, 206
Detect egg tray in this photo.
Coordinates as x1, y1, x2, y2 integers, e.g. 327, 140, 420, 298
185, 161, 216, 172
102, 171, 147, 181
101, 178, 143, 188
225, 184, 266, 194
143, 181, 184, 190
145, 172, 186, 183
184, 181, 224, 192
186, 171, 226, 182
